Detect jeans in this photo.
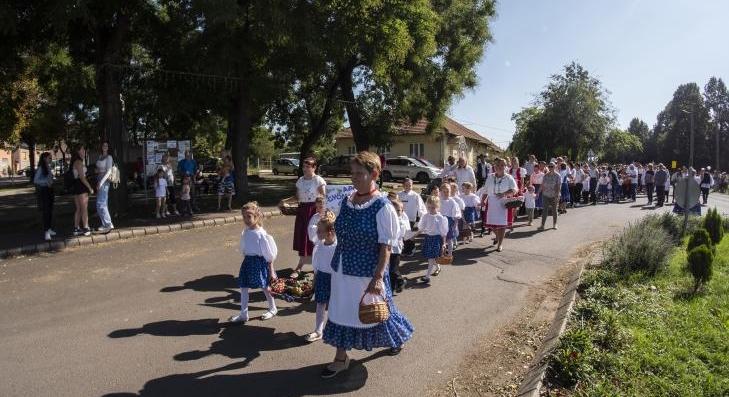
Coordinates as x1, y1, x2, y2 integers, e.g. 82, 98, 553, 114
656, 186, 665, 206
589, 177, 597, 204
96, 181, 113, 228
701, 187, 709, 204
541, 195, 558, 226
646, 183, 654, 203
630, 183, 637, 201
37, 186, 54, 231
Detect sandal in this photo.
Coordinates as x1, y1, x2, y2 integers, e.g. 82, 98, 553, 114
305, 332, 323, 342
432, 267, 441, 276
321, 357, 350, 379
260, 310, 278, 320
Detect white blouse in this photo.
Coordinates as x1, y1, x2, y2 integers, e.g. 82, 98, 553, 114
440, 197, 461, 218
239, 227, 278, 263
418, 213, 449, 237
307, 212, 321, 243
341, 192, 400, 247
452, 195, 465, 212
454, 166, 477, 192
392, 213, 411, 254
460, 193, 480, 208
481, 173, 518, 196
312, 239, 337, 273
397, 190, 426, 222
296, 175, 326, 203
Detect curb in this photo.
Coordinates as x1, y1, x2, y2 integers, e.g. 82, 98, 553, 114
0, 210, 284, 260
516, 254, 596, 397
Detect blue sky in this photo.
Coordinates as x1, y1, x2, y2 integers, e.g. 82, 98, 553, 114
449, 0, 729, 148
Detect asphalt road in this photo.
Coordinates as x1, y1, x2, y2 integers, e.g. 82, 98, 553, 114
1, 193, 728, 397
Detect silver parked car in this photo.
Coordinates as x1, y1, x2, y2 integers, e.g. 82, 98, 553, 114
272, 158, 301, 176
383, 156, 441, 183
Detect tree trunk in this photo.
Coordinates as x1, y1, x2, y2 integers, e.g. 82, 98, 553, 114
339, 66, 369, 151
229, 84, 252, 203
298, 77, 340, 172
94, 10, 131, 217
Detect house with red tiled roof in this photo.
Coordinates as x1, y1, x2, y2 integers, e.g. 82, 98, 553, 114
334, 116, 503, 167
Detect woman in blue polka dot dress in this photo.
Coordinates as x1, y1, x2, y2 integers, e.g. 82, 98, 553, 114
320, 151, 414, 379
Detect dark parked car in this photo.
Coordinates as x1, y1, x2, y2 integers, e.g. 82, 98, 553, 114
319, 155, 353, 177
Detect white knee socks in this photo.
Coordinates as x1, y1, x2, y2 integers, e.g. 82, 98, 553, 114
262, 288, 278, 313
315, 303, 327, 334
447, 240, 454, 255
239, 288, 249, 318
426, 259, 436, 278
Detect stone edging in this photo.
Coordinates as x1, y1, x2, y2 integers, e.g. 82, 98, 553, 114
0, 210, 284, 259
516, 255, 591, 397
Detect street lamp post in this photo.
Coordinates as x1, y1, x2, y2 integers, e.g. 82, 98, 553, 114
680, 108, 695, 169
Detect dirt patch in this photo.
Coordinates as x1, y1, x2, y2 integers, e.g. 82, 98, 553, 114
427, 246, 599, 397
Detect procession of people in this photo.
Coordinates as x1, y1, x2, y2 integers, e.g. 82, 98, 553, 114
227, 150, 720, 380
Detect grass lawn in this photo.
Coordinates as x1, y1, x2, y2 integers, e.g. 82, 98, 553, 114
547, 234, 729, 396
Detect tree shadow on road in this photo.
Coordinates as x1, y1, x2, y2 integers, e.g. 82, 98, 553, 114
101, 349, 387, 397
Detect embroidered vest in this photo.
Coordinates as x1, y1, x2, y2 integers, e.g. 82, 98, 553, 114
330, 196, 387, 277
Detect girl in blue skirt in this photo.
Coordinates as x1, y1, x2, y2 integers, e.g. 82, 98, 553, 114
230, 202, 279, 323
417, 196, 449, 284
305, 211, 337, 343
460, 182, 480, 244
439, 184, 461, 256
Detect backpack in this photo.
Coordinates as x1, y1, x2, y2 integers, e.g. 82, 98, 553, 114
63, 167, 75, 191
109, 164, 120, 188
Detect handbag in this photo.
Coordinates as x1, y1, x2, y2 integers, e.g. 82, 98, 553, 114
358, 291, 390, 324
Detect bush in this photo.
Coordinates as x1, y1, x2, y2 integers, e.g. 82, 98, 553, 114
548, 328, 595, 387
687, 228, 713, 253
643, 212, 683, 244
687, 245, 713, 292
603, 220, 674, 275
703, 208, 725, 244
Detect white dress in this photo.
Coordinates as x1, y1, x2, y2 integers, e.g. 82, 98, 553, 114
296, 175, 326, 203
483, 174, 517, 227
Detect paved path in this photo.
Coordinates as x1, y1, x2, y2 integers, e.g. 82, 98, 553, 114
1, 195, 728, 397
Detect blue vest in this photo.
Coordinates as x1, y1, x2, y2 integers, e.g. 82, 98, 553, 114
330, 196, 388, 277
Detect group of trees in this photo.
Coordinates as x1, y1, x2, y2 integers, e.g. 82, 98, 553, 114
1, 0, 497, 207
509, 63, 729, 170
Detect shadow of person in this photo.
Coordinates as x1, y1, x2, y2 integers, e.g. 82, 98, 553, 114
108, 319, 224, 338
102, 351, 390, 397
160, 274, 238, 293
506, 228, 542, 239
173, 324, 308, 366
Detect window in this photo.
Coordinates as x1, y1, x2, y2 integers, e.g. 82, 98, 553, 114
377, 144, 391, 155
409, 143, 425, 158
347, 146, 356, 155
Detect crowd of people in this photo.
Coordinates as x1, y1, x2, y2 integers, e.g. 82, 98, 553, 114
225, 150, 723, 380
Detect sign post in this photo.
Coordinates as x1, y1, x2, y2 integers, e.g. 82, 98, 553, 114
674, 172, 700, 236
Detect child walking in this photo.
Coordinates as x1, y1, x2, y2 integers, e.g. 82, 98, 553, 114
179, 175, 193, 216
418, 196, 449, 284
217, 165, 234, 211
439, 183, 460, 256
305, 210, 337, 342
307, 195, 327, 244
230, 201, 279, 323
154, 168, 167, 218
460, 182, 480, 243
450, 182, 465, 246
524, 185, 537, 226
388, 198, 411, 293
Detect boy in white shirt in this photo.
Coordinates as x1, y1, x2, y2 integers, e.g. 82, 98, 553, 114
397, 178, 426, 256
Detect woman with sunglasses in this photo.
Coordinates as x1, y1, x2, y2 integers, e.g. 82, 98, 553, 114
291, 157, 326, 278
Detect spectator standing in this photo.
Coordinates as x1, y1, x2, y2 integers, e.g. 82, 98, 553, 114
291, 157, 326, 278
454, 157, 477, 194
539, 162, 561, 230
177, 150, 199, 211
95, 142, 114, 232
644, 164, 655, 204
71, 145, 93, 236
34, 152, 56, 241
160, 154, 178, 216
700, 168, 714, 205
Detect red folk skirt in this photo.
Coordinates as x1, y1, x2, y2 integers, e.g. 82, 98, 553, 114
293, 202, 317, 257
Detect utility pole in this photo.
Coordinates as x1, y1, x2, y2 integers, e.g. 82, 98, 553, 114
689, 110, 695, 169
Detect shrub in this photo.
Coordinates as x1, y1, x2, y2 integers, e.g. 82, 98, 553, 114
687, 245, 713, 292
643, 212, 683, 244
687, 228, 713, 253
603, 221, 674, 275
703, 208, 725, 244
548, 328, 595, 387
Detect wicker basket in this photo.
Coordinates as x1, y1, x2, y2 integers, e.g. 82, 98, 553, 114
503, 197, 524, 209
436, 254, 453, 265
358, 292, 390, 324
278, 196, 299, 216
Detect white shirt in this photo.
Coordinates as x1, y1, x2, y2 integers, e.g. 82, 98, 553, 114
240, 227, 278, 263
452, 195, 465, 212
96, 155, 113, 185
397, 190, 426, 222
312, 239, 337, 273
307, 212, 322, 243
159, 164, 174, 185
440, 197, 461, 218
460, 192, 480, 208
392, 213, 411, 254
417, 213, 449, 237
628, 166, 638, 184
481, 173, 518, 196
454, 166, 477, 192
524, 191, 536, 209
440, 163, 456, 179
296, 175, 326, 203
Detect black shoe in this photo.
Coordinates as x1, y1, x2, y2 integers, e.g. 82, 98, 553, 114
73, 227, 82, 236
82, 228, 91, 236
388, 346, 403, 356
